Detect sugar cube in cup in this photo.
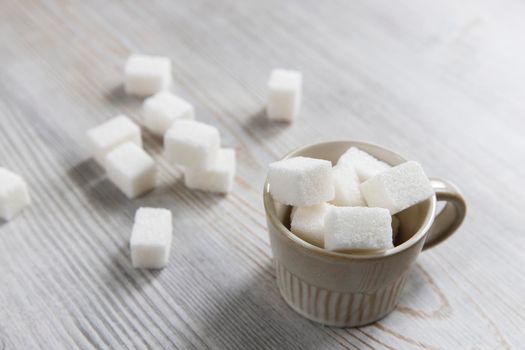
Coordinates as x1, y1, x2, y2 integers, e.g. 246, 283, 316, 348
268, 156, 334, 206
324, 206, 393, 251
124, 54, 172, 96
142, 91, 194, 136
330, 163, 366, 206
0, 168, 31, 221
86, 115, 142, 166
184, 148, 236, 193
130, 207, 172, 269
290, 203, 330, 248
360, 161, 434, 214
164, 120, 220, 170
267, 69, 302, 122
105, 142, 156, 198
337, 147, 390, 181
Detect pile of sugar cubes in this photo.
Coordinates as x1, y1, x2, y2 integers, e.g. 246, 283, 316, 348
268, 147, 434, 251
86, 54, 236, 199
82, 54, 240, 268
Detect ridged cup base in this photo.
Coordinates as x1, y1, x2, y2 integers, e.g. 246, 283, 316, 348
275, 260, 408, 327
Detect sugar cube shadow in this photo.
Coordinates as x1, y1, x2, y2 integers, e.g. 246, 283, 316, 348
66, 158, 132, 213
242, 108, 291, 139
105, 84, 144, 110
102, 245, 164, 294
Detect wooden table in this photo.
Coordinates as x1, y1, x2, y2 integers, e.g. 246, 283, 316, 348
1, 0, 523, 348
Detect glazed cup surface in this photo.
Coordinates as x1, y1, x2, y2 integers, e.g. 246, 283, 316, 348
263, 141, 466, 327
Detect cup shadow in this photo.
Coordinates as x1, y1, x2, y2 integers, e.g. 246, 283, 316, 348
193, 263, 344, 350
97, 246, 345, 349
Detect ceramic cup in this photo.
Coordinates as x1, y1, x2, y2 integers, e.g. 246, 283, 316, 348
263, 141, 466, 327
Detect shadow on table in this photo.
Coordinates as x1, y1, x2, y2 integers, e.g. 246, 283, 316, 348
104, 84, 144, 110
66, 158, 129, 214
242, 108, 291, 139
193, 263, 341, 350
97, 240, 338, 349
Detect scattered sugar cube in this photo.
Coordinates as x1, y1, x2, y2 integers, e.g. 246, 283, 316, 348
267, 69, 302, 122
142, 91, 194, 136
86, 115, 142, 166
329, 163, 366, 207
324, 206, 393, 251
290, 203, 330, 248
0, 168, 30, 221
130, 207, 172, 269
360, 161, 434, 214
105, 142, 156, 198
164, 120, 220, 170
268, 156, 334, 206
184, 148, 236, 193
124, 54, 172, 96
337, 147, 390, 181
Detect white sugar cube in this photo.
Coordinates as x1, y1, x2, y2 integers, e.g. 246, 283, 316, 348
142, 91, 194, 135
329, 163, 366, 206
268, 156, 334, 206
184, 148, 236, 193
86, 115, 142, 166
164, 120, 220, 170
105, 142, 156, 198
124, 54, 172, 96
0, 168, 30, 221
337, 147, 390, 181
290, 203, 330, 247
130, 207, 172, 269
267, 69, 302, 122
324, 206, 393, 251
360, 161, 434, 214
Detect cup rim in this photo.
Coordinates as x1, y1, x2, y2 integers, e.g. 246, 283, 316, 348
263, 140, 437, 261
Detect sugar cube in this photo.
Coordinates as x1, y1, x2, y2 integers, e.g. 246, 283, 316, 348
324, 206, 393, 251
105, 142, 156, 198
142, 91, 194, 136
268, 156, 334, 206
290, 203, 330, 248
124, 54, 172, 96
0, 168, 30, 221
337, 147, 390, 181
184, 148, 236, 193
86, 115, 142, 166
130, 207, 172, 269
329, 163, 366, 206
267, 69, 302, 122
164, 120, 220, 170
360, 161, 434, 214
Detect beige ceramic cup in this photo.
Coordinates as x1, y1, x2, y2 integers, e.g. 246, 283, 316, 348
263, 141, 466, 327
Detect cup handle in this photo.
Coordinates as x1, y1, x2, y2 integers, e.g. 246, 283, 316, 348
422, 178, 467, 250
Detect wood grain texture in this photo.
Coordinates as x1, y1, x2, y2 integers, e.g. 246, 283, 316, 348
0, 0, 524, 348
